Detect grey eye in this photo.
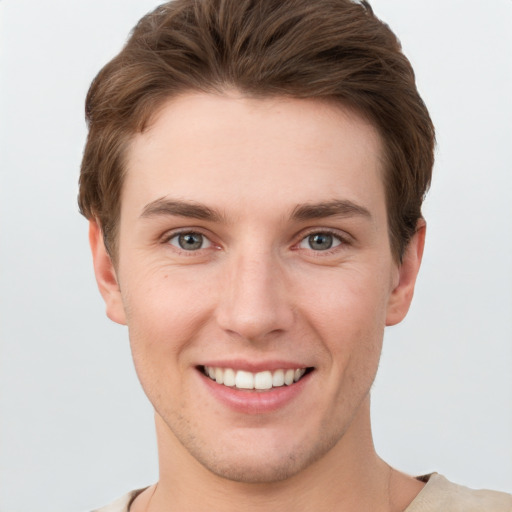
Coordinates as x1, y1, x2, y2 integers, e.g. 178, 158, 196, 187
299, 232, 342, 251
169, 232, 210, 251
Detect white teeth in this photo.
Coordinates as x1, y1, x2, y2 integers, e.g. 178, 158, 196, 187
235, 370, 254, 389
294, 368, 306, 382
214, 367, 224, 385
272, 369, 285, 387
254, 371, 273, 390
203, 366, 308, 390
223, 368, 236, 387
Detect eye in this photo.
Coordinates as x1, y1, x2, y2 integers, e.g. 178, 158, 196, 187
168, 232, 211, 251
299, 232, 343, 251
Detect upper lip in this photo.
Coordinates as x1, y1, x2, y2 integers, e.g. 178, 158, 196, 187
197, 359, 312, 373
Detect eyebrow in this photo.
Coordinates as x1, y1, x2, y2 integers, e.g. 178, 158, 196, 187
140, 197, 371, 223
291, 200, 372, 221
140, 197, 223, 222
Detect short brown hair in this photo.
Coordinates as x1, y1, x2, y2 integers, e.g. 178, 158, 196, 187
79, 0, 435, 262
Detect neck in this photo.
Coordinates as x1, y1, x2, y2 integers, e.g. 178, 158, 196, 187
135, 398, 422, 512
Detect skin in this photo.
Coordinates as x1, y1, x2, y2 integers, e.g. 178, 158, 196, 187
90, 92, 426, 511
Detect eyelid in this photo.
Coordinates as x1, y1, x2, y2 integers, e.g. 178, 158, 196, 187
169, 232, 212, 250
161, 227, 218, 252
298, 233, 341, 250
159, 226, 351, 254
294, 228, 352, 251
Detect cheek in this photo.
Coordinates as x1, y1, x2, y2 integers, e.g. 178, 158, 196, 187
123, 263, 214, 323
122, 280, 205, 413
298, 268, 389, 373
300, 267, 391, 332
121, 270, 215, 371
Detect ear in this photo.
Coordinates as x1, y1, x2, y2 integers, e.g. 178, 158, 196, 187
89, 220, 127, 325
385, 220, 426, 326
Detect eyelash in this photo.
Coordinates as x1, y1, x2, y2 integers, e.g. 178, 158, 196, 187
295, 229, 350, 254
161, 228, 350, 255
163, 229, 215, 254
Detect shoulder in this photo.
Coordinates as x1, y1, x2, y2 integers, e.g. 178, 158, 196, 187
406, 474, 512, 512
91, 488, 146, 512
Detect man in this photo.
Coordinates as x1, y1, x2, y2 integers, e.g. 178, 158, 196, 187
79, 0, 512, 510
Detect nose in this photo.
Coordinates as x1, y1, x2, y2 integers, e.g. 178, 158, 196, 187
215, 249, 294, 342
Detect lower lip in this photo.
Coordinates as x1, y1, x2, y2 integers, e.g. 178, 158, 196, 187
199, 370, 312, 414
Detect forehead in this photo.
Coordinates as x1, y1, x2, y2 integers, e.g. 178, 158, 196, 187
122, 92, 386, 221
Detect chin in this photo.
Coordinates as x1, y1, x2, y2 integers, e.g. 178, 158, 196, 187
185, 429, 341, 484
197, 454, 308, 484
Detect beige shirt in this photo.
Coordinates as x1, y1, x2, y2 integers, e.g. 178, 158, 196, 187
92, 474, 512, 512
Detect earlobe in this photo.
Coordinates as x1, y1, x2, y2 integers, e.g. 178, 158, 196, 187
385, 220, 426, 326
89, 220, 127, 325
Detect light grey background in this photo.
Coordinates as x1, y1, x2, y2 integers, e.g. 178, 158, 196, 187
1, 1, 511, 511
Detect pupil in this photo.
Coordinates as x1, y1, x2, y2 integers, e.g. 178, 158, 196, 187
310, 233, 333, 250
179, 233, 202, 250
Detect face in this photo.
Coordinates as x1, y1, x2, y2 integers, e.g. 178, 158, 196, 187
92, 92, 423, 483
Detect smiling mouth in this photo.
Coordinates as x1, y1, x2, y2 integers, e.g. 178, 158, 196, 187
200, 366, 313, 391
